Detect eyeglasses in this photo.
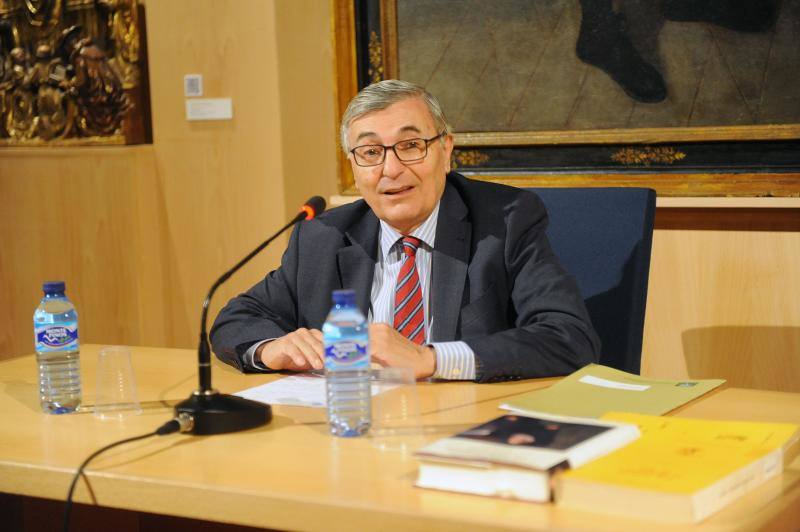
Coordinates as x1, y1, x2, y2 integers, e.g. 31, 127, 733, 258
349, 132, 445, 167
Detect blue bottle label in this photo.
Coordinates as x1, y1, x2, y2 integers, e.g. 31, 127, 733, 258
35, 323, 79, 351
325, 339, 369, 371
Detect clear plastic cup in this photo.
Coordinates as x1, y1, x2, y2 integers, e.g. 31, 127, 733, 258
94, 346, 142, 420
370, 367, 424, 452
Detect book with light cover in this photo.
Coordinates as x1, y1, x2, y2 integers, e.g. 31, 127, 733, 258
500, 364, 725, 419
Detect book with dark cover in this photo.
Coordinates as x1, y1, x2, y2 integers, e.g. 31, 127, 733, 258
415, 412, 639, 502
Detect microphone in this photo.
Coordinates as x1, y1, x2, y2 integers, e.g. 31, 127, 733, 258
299, 195, 326, 221
175, 196, 327, 435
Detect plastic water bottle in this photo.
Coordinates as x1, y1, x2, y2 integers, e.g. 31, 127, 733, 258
33, 281, 82, 414
323, 289, 371, 437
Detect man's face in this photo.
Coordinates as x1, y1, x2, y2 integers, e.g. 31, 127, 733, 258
347, 97, 454, 234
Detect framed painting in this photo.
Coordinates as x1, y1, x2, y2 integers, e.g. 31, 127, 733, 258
333, 0, 800, 196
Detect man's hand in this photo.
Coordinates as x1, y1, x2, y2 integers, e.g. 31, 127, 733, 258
257, 328, 324, 371
369, 323, 436, 379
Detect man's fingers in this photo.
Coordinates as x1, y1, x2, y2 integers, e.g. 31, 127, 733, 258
309, 330, 325, 360
260, 333, 311, 370
296, 328, 324, 352
285, 346, 309, 369
306, 334, 325, 366
370, 350, 390, 366
293, 329, 324, 369
262, 328, 332, 371
267, 348, 303, 371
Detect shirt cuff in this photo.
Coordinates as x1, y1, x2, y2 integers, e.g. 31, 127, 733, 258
430, 341, 476, 380
244, 339, 272, 371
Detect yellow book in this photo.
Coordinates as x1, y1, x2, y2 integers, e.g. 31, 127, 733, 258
501, 364, 725, 418
556, 412, 800, 523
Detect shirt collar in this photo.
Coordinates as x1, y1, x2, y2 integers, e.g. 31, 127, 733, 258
379, 201, 440, 259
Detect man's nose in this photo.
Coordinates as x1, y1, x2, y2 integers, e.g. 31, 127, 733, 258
382, 147, 405, 177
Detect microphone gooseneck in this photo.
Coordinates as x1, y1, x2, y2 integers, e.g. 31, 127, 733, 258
176, 196, 327, 435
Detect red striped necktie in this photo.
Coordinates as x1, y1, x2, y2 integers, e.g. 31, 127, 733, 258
393, 236, 426, 345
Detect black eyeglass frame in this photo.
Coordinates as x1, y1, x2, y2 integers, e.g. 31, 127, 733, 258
349, 131, 446, 167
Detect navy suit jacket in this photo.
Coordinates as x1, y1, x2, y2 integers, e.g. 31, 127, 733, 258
210, 173, 600, 382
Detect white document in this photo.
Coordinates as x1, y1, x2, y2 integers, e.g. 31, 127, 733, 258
578, 374, 650, 391
234, 374, 396, 408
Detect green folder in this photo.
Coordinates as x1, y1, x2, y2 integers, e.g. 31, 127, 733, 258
501, 364, 725, 419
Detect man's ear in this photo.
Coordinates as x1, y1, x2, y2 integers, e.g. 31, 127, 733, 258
346, 154, 360, 191
443, 134, 454, 173
350, 166, 361, 192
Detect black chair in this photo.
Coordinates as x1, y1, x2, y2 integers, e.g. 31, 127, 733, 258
528, 188, 656, 374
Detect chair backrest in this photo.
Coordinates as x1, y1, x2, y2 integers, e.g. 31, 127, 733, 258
527, 187, 656, 374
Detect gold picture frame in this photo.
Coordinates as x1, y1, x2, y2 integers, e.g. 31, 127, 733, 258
332, 0, 800, 197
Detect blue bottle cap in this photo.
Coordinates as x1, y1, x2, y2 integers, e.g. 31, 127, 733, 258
42, 281, 66, 294
332, 289, 356, 306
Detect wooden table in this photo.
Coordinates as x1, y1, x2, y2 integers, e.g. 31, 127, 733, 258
2, 345, 799, 531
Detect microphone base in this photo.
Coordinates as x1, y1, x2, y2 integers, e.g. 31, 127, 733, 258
175, 390, 272, 435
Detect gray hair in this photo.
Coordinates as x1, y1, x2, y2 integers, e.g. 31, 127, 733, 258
340, 79, 452, 153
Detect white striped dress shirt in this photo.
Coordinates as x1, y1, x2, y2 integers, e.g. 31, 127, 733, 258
245, 202, 477, 379
369, 202, 476, 380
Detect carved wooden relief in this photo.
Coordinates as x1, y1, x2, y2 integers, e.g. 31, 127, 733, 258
0, 0, 151, 145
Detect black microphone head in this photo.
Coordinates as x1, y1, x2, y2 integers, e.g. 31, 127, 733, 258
300, 196, 326, 220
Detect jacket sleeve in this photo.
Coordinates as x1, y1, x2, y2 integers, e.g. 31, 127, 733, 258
209, 224, 303, 372
462, 193, 601, 382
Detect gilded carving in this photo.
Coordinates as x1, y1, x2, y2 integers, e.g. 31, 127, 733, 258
104, 0, 138, 88
0, 0, 144, 144
367, 30, 382, 84
611, 146, 686, 166
451, 149, 490, 169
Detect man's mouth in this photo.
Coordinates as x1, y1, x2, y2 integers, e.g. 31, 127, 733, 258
382, 186, 413, 196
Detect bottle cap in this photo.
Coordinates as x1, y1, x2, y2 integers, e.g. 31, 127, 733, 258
42, 281, 66, 294
332, 289, 356, 306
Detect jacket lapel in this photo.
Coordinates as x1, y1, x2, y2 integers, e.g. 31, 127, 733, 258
337, 210, 379, 315
430, 183, 471, 342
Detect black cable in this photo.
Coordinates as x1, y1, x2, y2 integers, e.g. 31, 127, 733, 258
62, 418, 184, 532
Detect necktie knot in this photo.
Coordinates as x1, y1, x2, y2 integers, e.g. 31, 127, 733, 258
401, 236, 421, 258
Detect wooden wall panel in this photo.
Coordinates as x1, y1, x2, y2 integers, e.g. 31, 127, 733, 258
0, 148, 187, 355
0, 1, 797, 396
143, 0, 288, 341
0, 0, 289, 359
642, 214, 800, 392
275, 0, 339, 214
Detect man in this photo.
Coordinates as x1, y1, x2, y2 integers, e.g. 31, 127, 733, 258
211, 80, 599, 382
